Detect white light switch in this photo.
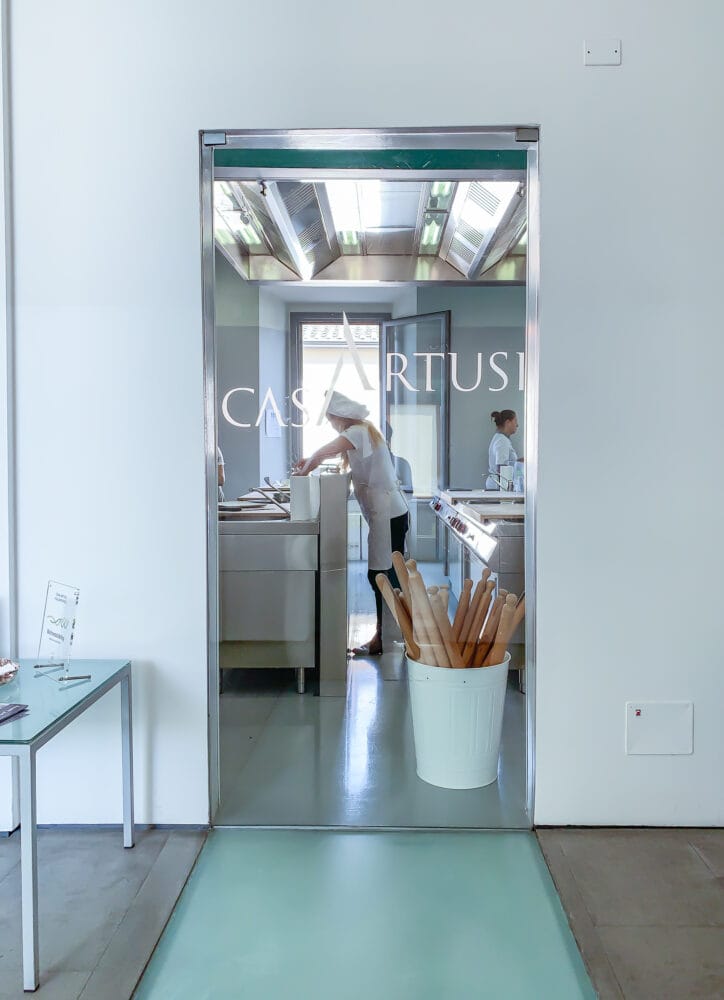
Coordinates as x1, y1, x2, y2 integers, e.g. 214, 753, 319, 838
625, 701, 693, 755
584, 39, 622, 66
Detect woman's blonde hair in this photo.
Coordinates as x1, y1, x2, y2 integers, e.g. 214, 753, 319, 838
340, 419, 385, 468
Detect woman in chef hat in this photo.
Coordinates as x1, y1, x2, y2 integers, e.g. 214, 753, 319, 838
294, 390, 409, 656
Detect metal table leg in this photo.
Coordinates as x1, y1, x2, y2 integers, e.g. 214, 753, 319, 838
19, 747, 38, 991
296, 667, 305, 694
121, 670, 135, 848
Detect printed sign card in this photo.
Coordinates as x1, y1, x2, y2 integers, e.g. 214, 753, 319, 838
37, 581, 80, 668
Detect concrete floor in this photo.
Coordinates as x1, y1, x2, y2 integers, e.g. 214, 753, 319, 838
0, 827, 205, 1000
0, 827, 721, 997
539, 828, 724, 999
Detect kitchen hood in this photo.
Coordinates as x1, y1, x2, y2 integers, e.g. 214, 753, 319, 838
214, 177, 526, 283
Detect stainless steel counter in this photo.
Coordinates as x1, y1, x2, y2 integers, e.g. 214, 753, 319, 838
218, 474, 349, 695
219, 518, 318, 535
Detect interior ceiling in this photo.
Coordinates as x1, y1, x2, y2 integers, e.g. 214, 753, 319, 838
214, 178, 527, 283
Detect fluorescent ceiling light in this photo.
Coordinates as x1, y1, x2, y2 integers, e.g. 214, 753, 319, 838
358, 181, 383, 229
325, 181, 361, 234
238, 222, 262, 246
215, 185, 235, 213
215, 204, 263, 247
431, 182, 452, 198
420, 219, 441, 248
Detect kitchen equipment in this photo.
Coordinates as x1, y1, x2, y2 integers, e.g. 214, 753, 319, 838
290, 475, 321, 521
247, 487, 290, 516
219, 473, 349, 696
499, 466, 515, 491
264, 476, 290, 499
429, 496, 499, 563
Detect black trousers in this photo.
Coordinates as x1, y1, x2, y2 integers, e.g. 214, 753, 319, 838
367, 512, 410, 633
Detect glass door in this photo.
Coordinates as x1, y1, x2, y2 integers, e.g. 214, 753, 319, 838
382, 311, 450, 563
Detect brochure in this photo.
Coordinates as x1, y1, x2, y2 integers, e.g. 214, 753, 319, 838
0, 703, 28, 725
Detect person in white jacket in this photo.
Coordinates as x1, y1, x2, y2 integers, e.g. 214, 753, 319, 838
294, 391, 408, 656
485, 409, 523, 490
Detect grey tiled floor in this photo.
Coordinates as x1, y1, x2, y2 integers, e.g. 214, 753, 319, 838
0, 828, 205, 999
538, 828, 724, 999
0, 826, 720, 998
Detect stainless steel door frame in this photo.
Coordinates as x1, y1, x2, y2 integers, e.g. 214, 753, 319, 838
200, 126, 540, 827
523, 144, 539, 820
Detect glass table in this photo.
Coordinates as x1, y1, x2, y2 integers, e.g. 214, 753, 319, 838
0, 659, 134, 991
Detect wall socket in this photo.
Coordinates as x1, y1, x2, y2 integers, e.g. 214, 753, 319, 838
625, 701, 693, 755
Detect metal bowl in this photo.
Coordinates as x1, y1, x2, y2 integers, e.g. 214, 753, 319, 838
0, 658, 19, 685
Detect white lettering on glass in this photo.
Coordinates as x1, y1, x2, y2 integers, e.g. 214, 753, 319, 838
254, 387, 287, 428
489, 352, 509, 391
290, 387, 309, 427
221, 351, 526, 429
222, 387, 255, 428
413, 352, 446, 392
386, 352, 417, 392
450, 352, 483, 391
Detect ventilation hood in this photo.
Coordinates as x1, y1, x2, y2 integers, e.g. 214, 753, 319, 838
214, 177, 526, 283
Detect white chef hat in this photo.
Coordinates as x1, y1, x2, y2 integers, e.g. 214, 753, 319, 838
325, 390, 369, 420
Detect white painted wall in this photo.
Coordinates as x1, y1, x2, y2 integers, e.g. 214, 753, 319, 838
0, 7, 18, 832
6, 1, 724, 824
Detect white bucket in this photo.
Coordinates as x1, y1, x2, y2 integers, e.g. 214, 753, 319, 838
407, 653, 510, 789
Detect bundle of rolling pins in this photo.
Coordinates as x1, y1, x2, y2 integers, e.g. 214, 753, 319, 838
375, 552, 525, 669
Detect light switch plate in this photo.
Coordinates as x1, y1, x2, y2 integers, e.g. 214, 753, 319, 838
584, 39, 622, 66
625, 701, 693, 755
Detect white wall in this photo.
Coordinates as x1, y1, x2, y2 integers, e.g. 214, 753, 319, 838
0, 9, 18, 832
6, 1, 724, 825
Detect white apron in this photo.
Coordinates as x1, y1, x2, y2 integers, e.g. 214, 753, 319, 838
342, 424, 408, 572
355, 484, 394, 572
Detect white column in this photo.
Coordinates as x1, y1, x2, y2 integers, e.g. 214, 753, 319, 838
0, 0, 19, 835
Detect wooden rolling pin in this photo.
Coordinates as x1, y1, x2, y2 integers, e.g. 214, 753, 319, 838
452, 579, 473, 642
392, 551, 412, 613
498, 597, 526, 669
462, 579, 496, 666
474, 592, 507, 667
459, 570, 492, 648
429, 590, 464, 668
461, 577, 494, 648
483, 594, 519, 666
408, 569, 449, 666
375, 573, 421, 660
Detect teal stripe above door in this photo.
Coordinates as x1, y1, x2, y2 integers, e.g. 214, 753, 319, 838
213, 148, 527, 171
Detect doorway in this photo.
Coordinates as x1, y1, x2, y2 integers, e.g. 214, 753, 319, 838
201, 128, 539, 829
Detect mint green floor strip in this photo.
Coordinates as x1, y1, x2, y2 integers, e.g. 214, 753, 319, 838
135, 830, 594, 1000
